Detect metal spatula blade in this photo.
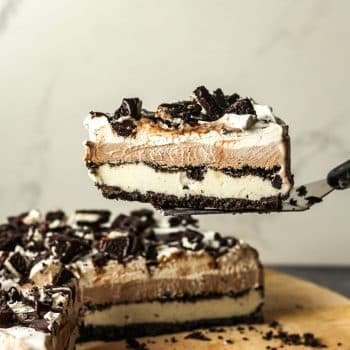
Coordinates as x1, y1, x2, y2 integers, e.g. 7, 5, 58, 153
162, 160, 350, 216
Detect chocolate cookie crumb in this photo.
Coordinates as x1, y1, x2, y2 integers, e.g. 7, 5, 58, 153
185, 331, 211, 341
305, 196, 322, 205
296, 185, 307, 197
111, 119, 136, 137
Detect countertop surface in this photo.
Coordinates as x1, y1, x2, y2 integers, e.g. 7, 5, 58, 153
273, 266, 350, 298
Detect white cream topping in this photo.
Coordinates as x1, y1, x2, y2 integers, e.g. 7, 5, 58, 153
83, 289, 262, 327
0, 327, 48, 350
84, 100, 285, 156
73, 212, 101, 224
22, 210, 42, 226
91, 163, 290, 200
214, 113, 257, 131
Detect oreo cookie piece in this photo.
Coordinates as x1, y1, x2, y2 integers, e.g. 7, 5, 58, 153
0, 225, 22, 251
114, 98, 142, 120
45, 210, 66, 223
213, 88, 227, 108
6, 252, 29, 277
111, 214, 146, 235
7, 287, 21, 304
186, 166, 207, 181
156, 101, 202, 127
181, 229, 204, 251
49, 234, 91, 264
226, 98, 256, 115
100, 235, 141, 261
92, 252, 109, 268
53, 267, 75, 286
193, 86, 223, 121
110, 118, 137, 137
226, 93, 240, 105
75, 209, 111, 226
130, 209, 156, 230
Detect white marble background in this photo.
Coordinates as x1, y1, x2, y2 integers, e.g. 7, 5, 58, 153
0, 0, 349, 264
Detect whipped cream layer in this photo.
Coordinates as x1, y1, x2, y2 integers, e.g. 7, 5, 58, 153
90, 163, 290, 200
83, 289, 262, 327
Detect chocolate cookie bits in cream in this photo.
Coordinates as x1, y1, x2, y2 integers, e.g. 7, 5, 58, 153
0, 208, 263, 347
84, 86, 293, 211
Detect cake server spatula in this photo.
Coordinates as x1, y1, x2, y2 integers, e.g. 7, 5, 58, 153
162, 159, 350, 216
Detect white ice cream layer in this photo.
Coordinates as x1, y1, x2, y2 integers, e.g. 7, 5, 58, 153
83, 289, 262, 327
91, 164, 289, 200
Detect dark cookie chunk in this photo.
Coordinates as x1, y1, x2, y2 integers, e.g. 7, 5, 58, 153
7, 287, 21, 304
193, 86, 223, 120
158, 101, 202, 118
114, 98, 142, 120
89, 111, 109, 118
111, 214, 145, 235
289, 198, 297, 206
110, 118, 137, 137
130, 209, 155, 230
0, 225, 22, 251
184, 331, 211, 341
226, 98, 255, 115
7, 212, 29, 232
186, 166, 207, 181
214, 232, 237, 248
75, 209, 111, 226
212, 88, 227, 108
45, 210, 66, 222
226, 93, 240, 105
53, 267, 75, 286
145, 244, 158, 268
168, 215, 198, 228
49, 234, 91, 264
125, 337, 147, 350
305, 196, 322, 205
7, 252, 28, 276
296, 185, 307, 197
271, 175, 282, 189
156, 101, 202, 127
100, 236, 140, 261
181, 229, 204, 251
92, 252, 109, 269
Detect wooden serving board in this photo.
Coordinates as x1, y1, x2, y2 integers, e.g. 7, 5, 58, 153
78, 269, 350, 349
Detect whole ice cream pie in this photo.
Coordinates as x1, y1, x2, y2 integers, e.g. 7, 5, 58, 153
84, 86, 293, 211
0, 208, 263, 348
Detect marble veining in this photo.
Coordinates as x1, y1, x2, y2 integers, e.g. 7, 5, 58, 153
0, 0, 21, 34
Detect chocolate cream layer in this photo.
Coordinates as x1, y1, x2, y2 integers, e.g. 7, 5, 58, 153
84, 86, 293, 204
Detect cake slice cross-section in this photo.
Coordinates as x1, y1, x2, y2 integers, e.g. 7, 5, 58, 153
84, 86, 293, 211
76, 210, 264, 341
0, 208, 263, 345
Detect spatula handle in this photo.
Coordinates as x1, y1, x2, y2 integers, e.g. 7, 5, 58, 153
327, 160, 350, 190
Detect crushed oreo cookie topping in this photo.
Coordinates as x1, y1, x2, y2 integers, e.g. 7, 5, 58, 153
114, 98, 142, 120
0, 209, 241, 275
97, 85, 261, 132
193, 86, 223, 121
110, 118, 136, 137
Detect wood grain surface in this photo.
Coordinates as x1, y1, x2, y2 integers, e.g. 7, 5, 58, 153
78, 269, 350, 349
